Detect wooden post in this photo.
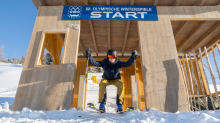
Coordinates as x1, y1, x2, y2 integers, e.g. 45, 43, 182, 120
204, 47, 220, 107
212, 46, 220, 81
77, 75, 86, 111
185, 54, 198, 111
199, 48, 215, 110
131, 75, 137, 110
192, 51, 208, 110
216, 43, 220, 55
188, 53, 201, 110
137, 7, 189, 112
181, 57, 194, 111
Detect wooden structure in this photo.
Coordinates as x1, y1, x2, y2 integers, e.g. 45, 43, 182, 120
12, 0, 220, 113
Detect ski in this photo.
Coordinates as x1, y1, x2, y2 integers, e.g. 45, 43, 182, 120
117, 106, 134, 114
87, 103, 134, 114
87, 103, 105, 113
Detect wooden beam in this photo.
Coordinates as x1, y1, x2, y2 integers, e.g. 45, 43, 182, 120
177, 21, 205, 51
107, 21, 111, 49
84, 0, 98, 56
121, 0, 134, 56
174, 21, 188, 39
38, 0, 46, 6
106, 0, 110, 5
84, 0, 88, 5
130, 0, 134, 5
195, 0, 206, 6
106, 0, 110, 49
218, 1, 220, 6
185, 21, 220, 53
173, 0, 182, 6
122, 21, 130, 56
153, 0, 159, 5
60, 0, 67, 5
167, 6, 220, 21
79, 40, 86, 56
88, 20, 98, 56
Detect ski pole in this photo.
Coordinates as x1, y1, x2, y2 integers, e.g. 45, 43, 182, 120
80, 57, 89, 111
134, 60, 139, 111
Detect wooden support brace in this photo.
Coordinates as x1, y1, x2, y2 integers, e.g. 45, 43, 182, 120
216, 43, 220, 56
131, 75, 137, 110
153, 0, 160, 5
174, 21, 188, 39
211, 46, 220, 81
196, 0, 207, 6
122, 21, 130, 56
77, 75, 86, 111
179, 58, 193, 111
79, 40, 86, 56
203, 47, 220, 107
60, 0, 67, 5
38, 0, 46, 6
185, 54, 198, 111
188, 53, 201, 110
199, 48, 215, 110
88, 20, 98, 56
173, 0, 182, 6
192, 51, 209, 110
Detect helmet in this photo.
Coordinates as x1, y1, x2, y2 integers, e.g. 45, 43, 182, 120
107, 49, 117, 57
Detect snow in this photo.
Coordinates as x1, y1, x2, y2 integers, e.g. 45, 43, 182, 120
1, 62, 220, 122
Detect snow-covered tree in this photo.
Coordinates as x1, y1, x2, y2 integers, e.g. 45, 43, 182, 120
42, 53, 53, 65
20, 56, 26, 64
11, 58, 20, 64
0, 45, 5, 62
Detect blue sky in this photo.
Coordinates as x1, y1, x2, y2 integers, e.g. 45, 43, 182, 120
0, 0, 38, 60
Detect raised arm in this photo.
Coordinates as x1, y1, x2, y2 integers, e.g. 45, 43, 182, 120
120, 50, 138, 67
88, 55, 103, 67
85, 48, 103, 67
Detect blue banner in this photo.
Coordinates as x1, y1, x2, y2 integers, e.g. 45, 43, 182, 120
62, 5, 158, 21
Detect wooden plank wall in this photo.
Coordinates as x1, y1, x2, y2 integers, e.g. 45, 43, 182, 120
138, 7, 189, 112
12, 6, 80, 111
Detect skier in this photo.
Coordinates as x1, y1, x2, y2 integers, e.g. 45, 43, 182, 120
85, 48, 138, 112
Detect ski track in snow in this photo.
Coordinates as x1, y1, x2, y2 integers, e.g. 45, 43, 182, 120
1, 62, 220, 122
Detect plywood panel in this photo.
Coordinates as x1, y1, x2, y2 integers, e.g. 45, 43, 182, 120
137, 7, 189, 112
12, 6, 80, 111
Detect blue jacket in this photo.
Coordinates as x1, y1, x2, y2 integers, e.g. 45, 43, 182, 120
88, 56, 135, 80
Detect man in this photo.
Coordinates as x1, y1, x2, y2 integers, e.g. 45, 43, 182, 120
85, 48, 138, 112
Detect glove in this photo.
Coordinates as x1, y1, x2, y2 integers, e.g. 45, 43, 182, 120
85, 48, 92, 59
131, 50, 138, 60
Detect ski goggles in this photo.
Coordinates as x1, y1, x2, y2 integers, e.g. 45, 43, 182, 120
108, 55, 116, 59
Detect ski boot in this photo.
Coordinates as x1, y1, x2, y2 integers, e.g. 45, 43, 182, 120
117, 104, 123, 112
99, 102, 105, 113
